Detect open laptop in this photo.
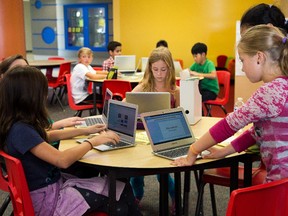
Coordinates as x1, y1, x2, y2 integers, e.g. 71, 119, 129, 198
79, 88, 113, 127
126, 92, 171, 114
141, 57, 148, 72
114, 55, 136, 73
94, 99, 138, 151
174, 61, 183, 77
141, 107, 208, 160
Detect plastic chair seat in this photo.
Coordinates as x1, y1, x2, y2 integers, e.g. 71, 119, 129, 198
102, 80, 132, 101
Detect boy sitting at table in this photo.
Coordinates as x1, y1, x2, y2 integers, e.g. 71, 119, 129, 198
102, 41, 122, 71
71, 47, 107, 105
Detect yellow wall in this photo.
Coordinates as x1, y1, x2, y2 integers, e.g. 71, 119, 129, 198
114, 0, 272, 69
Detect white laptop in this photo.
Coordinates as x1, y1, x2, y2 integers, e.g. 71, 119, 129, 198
79, 88, 113, 127
174, 61, 183, 77
125, 92, 170, 114
94, 99, 138, 151
141, 107, 209, 160
141, 57, 148, 72
114, 55, 136, 73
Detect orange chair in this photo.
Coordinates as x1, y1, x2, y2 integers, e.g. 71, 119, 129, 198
226, 177, 288, 216
204, 70, 231, 116
174, 58, 184, 68
102, 80, 132, 101
195, 160, 266, 215
0, 150, 108, 216
65, 74, 103, 116
48, 62, 71, 111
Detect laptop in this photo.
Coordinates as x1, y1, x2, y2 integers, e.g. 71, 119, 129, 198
141, 107, 208, 160
141, 57, 148, 72
174, 61, 183, 77
79, 88, 113, 127
94, 99, 138, 151
126, 92, 171, 114
114, 55, 136, 73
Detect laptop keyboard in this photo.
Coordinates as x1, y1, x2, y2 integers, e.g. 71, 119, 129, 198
85, 117, 104, 126
158, 145, 190, 158
104, 141, 131, 148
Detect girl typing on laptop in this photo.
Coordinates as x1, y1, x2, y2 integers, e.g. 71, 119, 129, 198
129, 47, 179, 214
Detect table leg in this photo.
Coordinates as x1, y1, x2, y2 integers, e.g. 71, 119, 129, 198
229, 161, 239, 193
108, 172, 117, 216
243, 155, 253, 187
159, 173, 169, 216
183, 171, 191, 216
174, 172, 182, 216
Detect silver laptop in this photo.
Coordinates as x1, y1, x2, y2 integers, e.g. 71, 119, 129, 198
174, 61, 183, 77
94, 99, 138, 151
141, 57, 148, 72
79, 88, 113, 127
141, 107, 208, 160
126, 92, 170, 114
114, 55, 136, 73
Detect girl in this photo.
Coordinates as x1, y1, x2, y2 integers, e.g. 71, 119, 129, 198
173, 25, 288, 183
130, 47, 179, 214
0, 66, 141, 216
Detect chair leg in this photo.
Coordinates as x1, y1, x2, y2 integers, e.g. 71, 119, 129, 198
0, 195, 11, 215
74, 110, 83, 117
53, 88, 65, 111
195, 181, 206, 216
209, 184, 217, 216
220, 105, 227, 115
204, 104, 212, 117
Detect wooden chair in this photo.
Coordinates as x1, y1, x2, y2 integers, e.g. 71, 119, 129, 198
204, 70, 231, 116
226, 177, 288, 216
102, 80, 132, 101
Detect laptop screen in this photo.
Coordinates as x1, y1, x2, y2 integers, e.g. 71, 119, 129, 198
107, 101, 137, 137
143, 110, 192, 145
114, 55, 136, 71
103, 88, 113, 118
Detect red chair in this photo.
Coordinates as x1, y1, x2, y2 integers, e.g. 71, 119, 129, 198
0, 150, 108, 216
48, 57, 65, 60
216, 55, 228, 69
48, 62, 71, 111
102, 80, 132, 101
226, 177, 288, 216
0, 150, 35, 216
93, 66, 103, 71
204, 70, 231, 116
195, 159, 267, 215
65, 74, 103, 116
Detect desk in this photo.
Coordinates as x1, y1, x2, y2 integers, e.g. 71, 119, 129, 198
59, 117, 255, 215
29, 60, 75, 67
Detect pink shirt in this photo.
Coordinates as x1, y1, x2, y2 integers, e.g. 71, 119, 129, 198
102, 56, 114, 71
209, 77, 288, 182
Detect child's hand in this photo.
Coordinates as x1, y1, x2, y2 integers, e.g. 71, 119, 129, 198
190, 71, 198, 77
90, 130, 120, 146
171, 154, 197, 167
86, 124, 106, 134
54, 117, 84, 128
202, 146, 234, 159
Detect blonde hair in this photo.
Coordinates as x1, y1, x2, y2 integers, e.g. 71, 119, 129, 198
141, 47, 176, 91
77, 47, 93, 58
238, 24, 288, 76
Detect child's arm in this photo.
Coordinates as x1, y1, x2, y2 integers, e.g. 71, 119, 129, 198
190, 70, 217, 79
47, 124, 106, 142
30, 130, 120, 169
86, 71, 107, 80
50, 117, 84, 129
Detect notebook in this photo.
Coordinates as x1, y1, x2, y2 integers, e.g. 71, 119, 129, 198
125, 92, 171, 114
114, 55, 136, 73
141, 107, 208, 160
78, 88, 113, 127
94, 99, 138, 151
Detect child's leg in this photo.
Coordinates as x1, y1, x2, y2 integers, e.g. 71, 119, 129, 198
130, 176, 145, 200
156, 174, 175, 199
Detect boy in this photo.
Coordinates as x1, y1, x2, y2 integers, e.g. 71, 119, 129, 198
71, 47, 107, 105
102, 41, 122, 71
189, 42, 219, 102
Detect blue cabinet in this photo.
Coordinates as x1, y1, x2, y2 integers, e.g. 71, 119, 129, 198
64, 4, 108, 51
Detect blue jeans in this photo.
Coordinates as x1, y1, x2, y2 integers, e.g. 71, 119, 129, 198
130, 174, 175, 200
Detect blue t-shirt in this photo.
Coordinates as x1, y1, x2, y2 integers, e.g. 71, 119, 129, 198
6, 122, 61, 191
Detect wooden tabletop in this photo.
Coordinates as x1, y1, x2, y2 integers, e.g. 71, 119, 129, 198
86, 72, 144, 83
29, 60, 76, 67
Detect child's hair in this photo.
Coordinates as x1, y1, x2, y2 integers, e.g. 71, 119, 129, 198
77, 47, 93, 58
0, 54, 29, 76
0, 66, 50, 149
107, 41, 122, 52
141, 47, 176, 91
156, 40, 168, 48
191, 42, 207, 55
238, 24, 288, 76
240, 3, 288, 33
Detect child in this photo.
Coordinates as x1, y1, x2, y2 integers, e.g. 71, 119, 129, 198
71, 47, 107, 105
189, 42, 219, 102
102, 41, 122, 71
156, 39, 168, 48
0, 54, 84, 130
0, 65, 142, 216
131, 47, 179, 214
173, 25, 288, 184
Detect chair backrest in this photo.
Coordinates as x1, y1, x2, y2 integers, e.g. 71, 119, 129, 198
216, 70, 230, 104
49, 62, 71, 87
226, 178, 288, 216
102, 80, 132, 101
0, 150, 35, 215
217, 55, 228, 68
